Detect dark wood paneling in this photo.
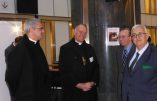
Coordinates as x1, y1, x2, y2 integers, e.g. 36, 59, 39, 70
135, 0, 141, 24
71, 0, 83, 28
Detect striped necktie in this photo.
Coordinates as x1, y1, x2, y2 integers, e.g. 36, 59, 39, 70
122, 49, 127, 67
129, 52, 139, 72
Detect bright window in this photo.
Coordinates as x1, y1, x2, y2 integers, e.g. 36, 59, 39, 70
145, 0, 156, 14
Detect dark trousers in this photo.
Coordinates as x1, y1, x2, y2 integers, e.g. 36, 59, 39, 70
50, 87, 62, 101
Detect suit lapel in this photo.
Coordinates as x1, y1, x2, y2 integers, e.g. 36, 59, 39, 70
117, 46, 124, 72
127, 44, 136, 61
119, 46, 123, 64
132, 45, 152, 73
124, 44, 136, 73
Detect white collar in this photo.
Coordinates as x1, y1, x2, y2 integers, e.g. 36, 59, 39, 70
75, 39, 83, 45
28, 37, 37, 44
136, 42, 149, 55
129, 42, 149, 67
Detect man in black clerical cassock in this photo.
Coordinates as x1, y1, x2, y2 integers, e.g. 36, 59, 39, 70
59, 24, 99, 101
5, 18, 51, 101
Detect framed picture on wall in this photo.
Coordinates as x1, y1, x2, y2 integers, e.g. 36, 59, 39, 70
107, 27, 119, 46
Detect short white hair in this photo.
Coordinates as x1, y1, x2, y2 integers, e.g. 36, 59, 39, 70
131, 24, 148, 34
24, 18, 41, 33
74, 24, 87, 33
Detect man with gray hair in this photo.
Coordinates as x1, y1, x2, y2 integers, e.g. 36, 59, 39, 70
59, 24, 99, 101
122, 24, 157, 101
5, 18, 51, 101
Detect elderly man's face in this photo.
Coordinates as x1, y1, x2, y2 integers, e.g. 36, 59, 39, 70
131, 27, 148, 50
31, 22, 45, 40
74, 25, 87, 43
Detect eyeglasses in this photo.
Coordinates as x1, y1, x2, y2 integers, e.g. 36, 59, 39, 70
131, 32, 147, 38
34, 27, 44, 30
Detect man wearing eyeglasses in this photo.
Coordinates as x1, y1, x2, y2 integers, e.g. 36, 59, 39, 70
116, 28, 135, 101
5, 18, 51, 101
122, 24, 157, 101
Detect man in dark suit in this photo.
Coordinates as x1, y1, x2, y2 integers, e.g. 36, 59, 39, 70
59, 24, 99, 101
5, 18, 51, 101
122, 24, 157, 101
116, 28, 135, 101
5, 36, 23, 99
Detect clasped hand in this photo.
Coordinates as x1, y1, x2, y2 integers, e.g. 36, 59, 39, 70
75, 82, 96, 92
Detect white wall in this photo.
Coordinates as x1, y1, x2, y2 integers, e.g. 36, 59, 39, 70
0, 0, 71, 17
54, 0, 69, 17
0, 0, 15, 13
38, 0, 71, 17
0, 21, 22, 101
55, 21, 69, 61
38, 0, 54, 16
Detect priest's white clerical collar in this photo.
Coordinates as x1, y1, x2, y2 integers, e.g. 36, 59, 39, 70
75, 39, 83, 45
28, 37, 37, 44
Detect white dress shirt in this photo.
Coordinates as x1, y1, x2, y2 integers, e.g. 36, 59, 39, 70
75, 39, 83, 45
28, 37, 37, 44
129, 42, 149, 69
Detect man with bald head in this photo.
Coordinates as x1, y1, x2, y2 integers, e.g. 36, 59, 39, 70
59, 24, 99, 101
122, 24, 157, 101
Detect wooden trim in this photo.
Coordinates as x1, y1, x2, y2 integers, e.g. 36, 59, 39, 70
40, 16, 71, 21
0, 13, 34, 19
141, 13, 157, 15
69, 22, 74, 39
0, 13, 71, 21
52, 21, 56, 64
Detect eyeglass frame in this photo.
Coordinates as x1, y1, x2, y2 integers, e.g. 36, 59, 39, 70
131, 32, 147, 39
33, 27, 44, 30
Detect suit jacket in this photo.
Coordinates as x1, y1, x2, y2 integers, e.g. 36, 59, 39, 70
122, 44, 157, 101
5, 35, 51, 101
5, 43, 16, 100
59, 39, 99, 101
5, 43, 15, 64
116, 44, 135, 101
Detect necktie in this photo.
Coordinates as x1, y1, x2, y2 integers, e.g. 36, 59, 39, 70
129, 52, 139, 72
122, 49, 127, 67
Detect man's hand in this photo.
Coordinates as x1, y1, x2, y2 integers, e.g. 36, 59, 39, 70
75, 82, 96, 91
